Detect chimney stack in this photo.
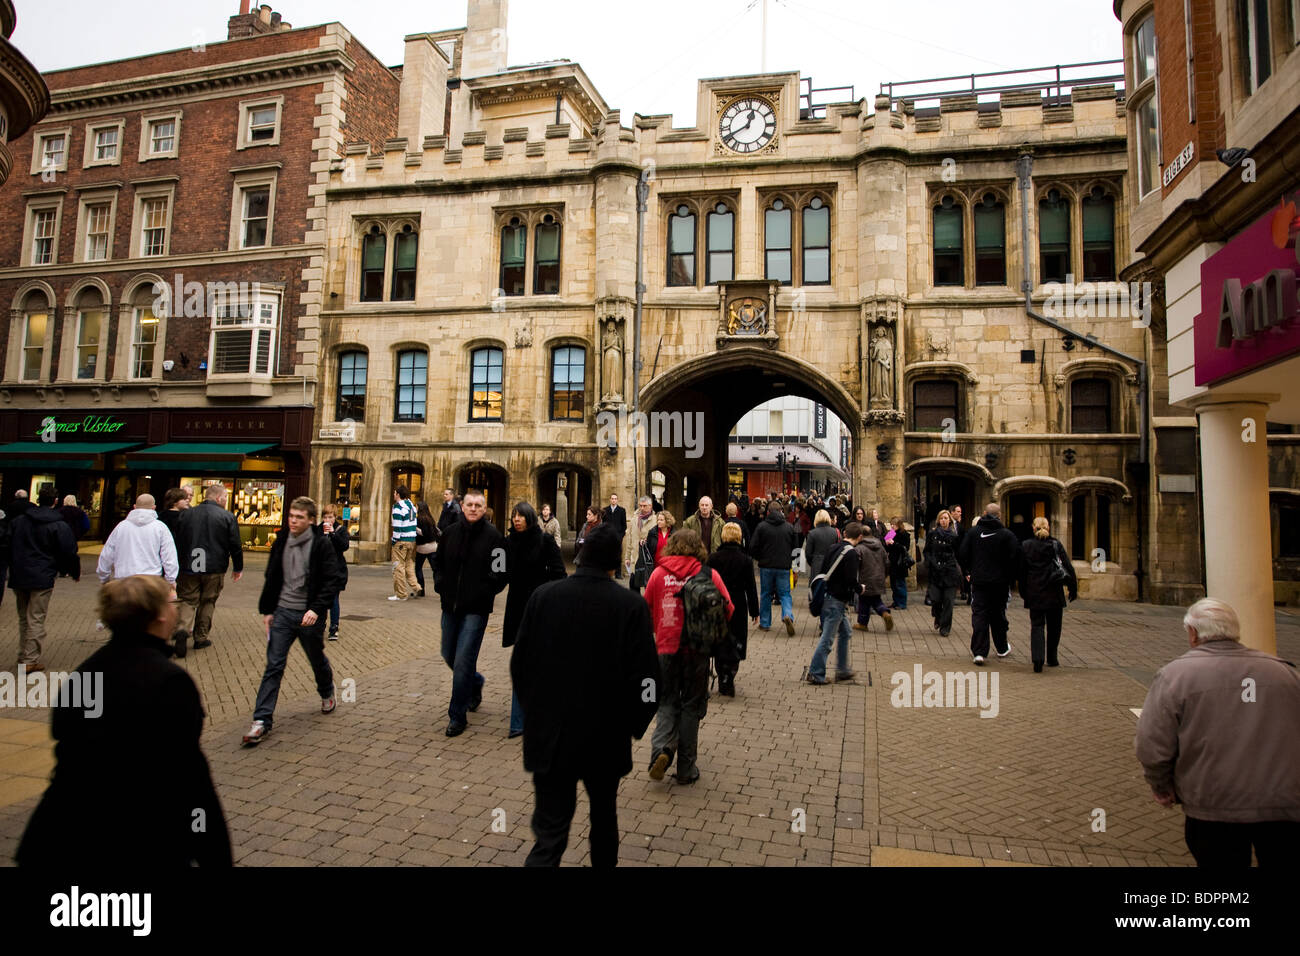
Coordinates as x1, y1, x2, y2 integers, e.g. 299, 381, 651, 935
258, 4, 272, 24
399, 34, 451, 146
461, 0, 508, 79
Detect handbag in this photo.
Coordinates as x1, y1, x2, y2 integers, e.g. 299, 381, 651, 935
1048, 541, 1069, 586
809, 544, 854, 617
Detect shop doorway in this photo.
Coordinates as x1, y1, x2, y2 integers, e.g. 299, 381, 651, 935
391, 465, 424, 508
456, 463, 508, 527
535, 464, 592, 533
1006, 491, 1053, 543
911, 473, 976, 533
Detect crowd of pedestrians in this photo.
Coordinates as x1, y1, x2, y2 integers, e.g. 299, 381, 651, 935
6, 479, 1296, 871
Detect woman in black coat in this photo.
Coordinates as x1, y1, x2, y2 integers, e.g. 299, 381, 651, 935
18, 574, 231, 868
503, 502, 566, 737
1017, 516, 1078, 672
924, 510, 962, 636
706, 522, 759, 697
886, 518, 911, 609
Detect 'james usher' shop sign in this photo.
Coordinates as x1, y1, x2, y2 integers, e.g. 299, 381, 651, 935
1195, 191, 1300, 386
28, 414, 130, 438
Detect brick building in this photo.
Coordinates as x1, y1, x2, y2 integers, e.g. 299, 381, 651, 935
1115, 0, 1300, 647
0, 2, 399, 549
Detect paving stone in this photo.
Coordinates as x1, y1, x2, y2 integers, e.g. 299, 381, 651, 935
3, 556, 1297, 868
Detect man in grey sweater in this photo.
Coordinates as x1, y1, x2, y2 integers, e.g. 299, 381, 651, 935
243, 497, 346, 746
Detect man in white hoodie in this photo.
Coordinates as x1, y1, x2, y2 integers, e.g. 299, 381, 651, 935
97, 495, 179, 587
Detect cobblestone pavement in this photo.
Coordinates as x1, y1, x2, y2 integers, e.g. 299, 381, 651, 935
1, 550, 1297, 867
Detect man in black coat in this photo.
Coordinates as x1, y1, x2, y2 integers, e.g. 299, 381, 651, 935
749, 503, 800, 634
957, 503, 1022, 665
17, 574, 231, 867
175, 482, 244, 651
9, 488, 80, 671
433, 490, 507, 737
511, 524, 659, 867
600, 493, 628, 578
437, 488, 463, 535
242, 496, 345, 745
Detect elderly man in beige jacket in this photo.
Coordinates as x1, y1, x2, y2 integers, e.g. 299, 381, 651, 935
623, 495, 657, 595
1135, 597, 1300, 868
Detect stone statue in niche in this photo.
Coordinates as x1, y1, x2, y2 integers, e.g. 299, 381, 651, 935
601, 318, 625, 404
869, 325, 894, 407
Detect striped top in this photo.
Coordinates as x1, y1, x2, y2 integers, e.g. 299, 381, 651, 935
391, 498, 418, 541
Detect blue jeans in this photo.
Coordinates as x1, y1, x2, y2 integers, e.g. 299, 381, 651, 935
510, 690, 524, 735
809, 593, 852, 681
891, 577, 908, 609
758, 568, 792, 628
329, 596, 340, 630
440, 611, 487, 724
253, 606, 335, 730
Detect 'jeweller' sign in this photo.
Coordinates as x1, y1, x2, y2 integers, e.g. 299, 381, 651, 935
1195, 191, 1300, 387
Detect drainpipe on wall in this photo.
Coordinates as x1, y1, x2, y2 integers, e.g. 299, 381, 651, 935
1015, 152, 1149, 600
633, 172, 649, 504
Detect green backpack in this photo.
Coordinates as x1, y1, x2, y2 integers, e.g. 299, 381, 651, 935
679, 564, 729, 655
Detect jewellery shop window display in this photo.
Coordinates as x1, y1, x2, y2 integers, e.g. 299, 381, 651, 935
233, 479, 285, 550
182, 476, 283, 551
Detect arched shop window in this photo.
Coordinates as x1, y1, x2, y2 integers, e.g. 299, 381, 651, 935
331, 464, 363, 539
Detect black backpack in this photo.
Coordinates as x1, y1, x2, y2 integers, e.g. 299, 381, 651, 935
679, 564, 729, 655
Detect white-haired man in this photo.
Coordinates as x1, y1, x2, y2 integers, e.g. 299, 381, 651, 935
1135, 598, 1300, 867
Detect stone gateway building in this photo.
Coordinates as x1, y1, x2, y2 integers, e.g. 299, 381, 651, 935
313, 0, 1163, 603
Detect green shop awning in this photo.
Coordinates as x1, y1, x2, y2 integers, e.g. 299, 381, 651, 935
0, 440, 143, 470
126, 442, 278, 471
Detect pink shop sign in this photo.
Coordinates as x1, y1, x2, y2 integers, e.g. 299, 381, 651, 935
1195, 191, 1300, 387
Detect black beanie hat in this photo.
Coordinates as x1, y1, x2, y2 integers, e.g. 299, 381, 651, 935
577, 523, 622, 571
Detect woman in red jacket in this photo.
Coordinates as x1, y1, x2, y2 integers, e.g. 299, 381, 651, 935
643, 529, 734, 785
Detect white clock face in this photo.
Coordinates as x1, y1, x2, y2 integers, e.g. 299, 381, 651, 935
719, 96, 776, 153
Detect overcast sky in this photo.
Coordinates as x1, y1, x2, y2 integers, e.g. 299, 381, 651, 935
16, 0, 1124, 126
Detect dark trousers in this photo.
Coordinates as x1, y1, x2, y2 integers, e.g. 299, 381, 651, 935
525, 769, 620, 867
414, 551, 433, 592
856, 592, 888, 625
714, 635, 741, 686
252, 606, 335, 730
1184, 817, 1300, 867
970, 583, 1010, 658
929, 583, 956, 632
1029, 606, 1064, 665
650, 650, 710, 778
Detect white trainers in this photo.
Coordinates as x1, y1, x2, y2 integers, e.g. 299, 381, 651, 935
241, 720, 268, 746
997, 643, 1012, 658
387, 594, 406, 601
321, 696, 337, 714
973, 655, 986, 665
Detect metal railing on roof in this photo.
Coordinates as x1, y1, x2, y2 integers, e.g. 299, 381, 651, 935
799, 76, 855, 119
880, 60, 1124, 108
